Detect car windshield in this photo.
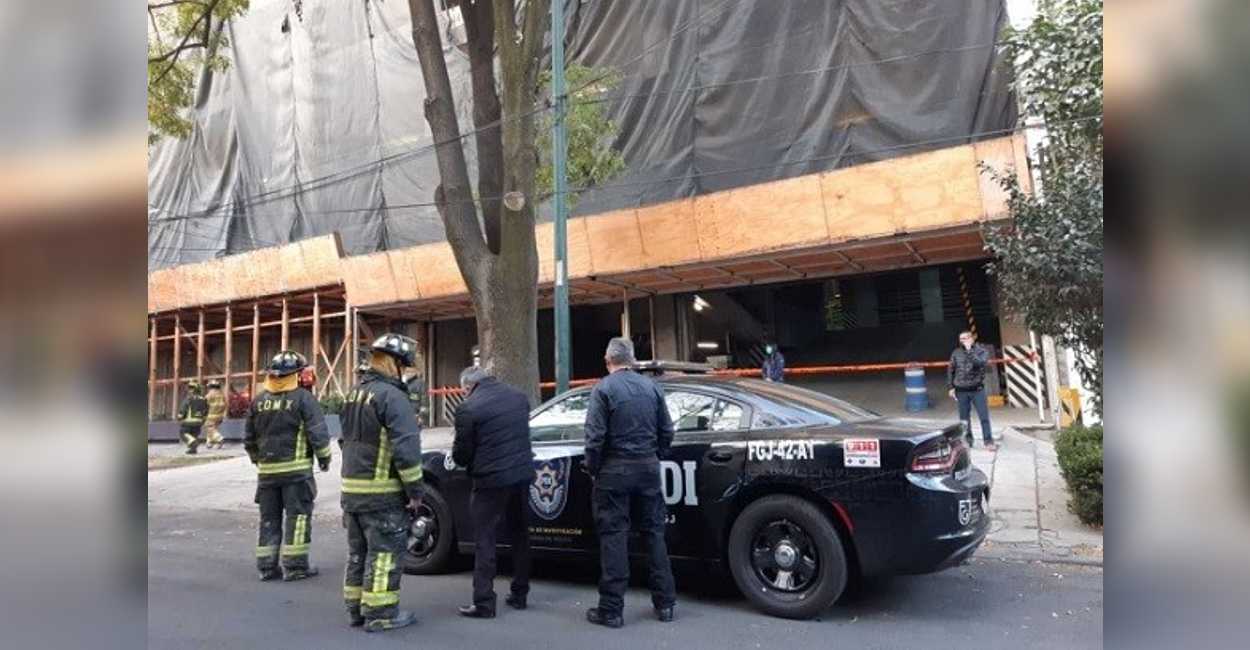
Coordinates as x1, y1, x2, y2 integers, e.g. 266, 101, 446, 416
737, 379, 878, 423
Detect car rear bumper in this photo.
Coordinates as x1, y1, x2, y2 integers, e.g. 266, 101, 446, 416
852, 466, 991, 577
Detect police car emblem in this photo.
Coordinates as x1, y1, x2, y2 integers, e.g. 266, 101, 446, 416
529, 458, 571, 520
957, 498, 976, 526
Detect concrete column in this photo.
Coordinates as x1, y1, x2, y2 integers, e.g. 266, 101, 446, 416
651, 294, 679, 360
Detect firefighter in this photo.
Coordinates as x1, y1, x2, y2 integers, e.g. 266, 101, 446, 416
177, 380, 209, 454
339, 333, 426, 633
244, 350, 332, 582
203, 379, 227, 449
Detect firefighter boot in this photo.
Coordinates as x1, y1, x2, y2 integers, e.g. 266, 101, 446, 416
283, 565, 320, 582
364, 610, 417, 633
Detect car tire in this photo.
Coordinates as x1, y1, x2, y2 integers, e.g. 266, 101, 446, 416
402, 485, 456, 574
727, 495, 848, 620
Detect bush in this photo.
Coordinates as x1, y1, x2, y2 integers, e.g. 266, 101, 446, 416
1054, 424, 1103, 526
319, 394, 344, 416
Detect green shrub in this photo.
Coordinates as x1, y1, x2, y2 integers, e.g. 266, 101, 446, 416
1054, 424, 1103, 526
319, 394, 344, 416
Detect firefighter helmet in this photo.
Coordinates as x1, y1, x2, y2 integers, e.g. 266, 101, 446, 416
206, 379, 222, 389
268, 350, 308, 377
371, 333, 419, 368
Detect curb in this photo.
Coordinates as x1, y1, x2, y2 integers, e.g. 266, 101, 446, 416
976, 544, 1103, 568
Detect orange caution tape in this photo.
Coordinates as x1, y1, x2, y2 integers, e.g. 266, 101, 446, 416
423, 353, 1038, 397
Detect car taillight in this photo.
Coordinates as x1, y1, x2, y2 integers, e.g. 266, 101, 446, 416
910, 436, 963, 473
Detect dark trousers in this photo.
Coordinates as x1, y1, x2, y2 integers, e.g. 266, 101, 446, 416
255, 478, 316, 572
470, 481, 532, 610
956, 387, 994, 444
343, 508, 411, 622
180, 425, 202, 449
593, 464, 676, 615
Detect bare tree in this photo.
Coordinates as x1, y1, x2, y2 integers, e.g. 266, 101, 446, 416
408, 0, 550, 402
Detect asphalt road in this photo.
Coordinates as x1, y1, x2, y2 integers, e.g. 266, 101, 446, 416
149, 508, 1102, 649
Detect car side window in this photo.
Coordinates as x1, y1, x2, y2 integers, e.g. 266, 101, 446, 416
665, 390, 745, 433
529, 392, 589, 441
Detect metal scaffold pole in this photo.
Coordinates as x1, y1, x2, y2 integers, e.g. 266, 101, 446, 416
552, 0, 571, 395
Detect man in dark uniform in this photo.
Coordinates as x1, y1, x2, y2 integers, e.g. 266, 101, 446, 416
177, 380, 209, 454
452, 365, 534, 619
339, 333, 426, 633
583, 338, 677, 629
244, 351, 332, 582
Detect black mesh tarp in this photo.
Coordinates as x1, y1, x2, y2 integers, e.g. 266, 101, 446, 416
148, 0, 1015, 270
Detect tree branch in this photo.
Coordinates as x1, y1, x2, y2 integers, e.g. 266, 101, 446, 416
408, 0, 490, 274
460, 0, 504, 254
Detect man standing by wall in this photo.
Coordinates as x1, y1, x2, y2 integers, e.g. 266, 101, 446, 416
583, 338, 677, 629
244, 351, 332, 582
947, 331, 997, 451
451, 366, 534, 619
761, 342, 786, 383
203, 379, 226, 449
339, 334, 426, 633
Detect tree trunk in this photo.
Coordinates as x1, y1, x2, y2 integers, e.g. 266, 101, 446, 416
408, 0, 546, 404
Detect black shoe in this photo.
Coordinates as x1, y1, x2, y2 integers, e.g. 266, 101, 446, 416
258, 568, 280, 581
655, 606, 674, 622
458, 604, 496, 619
185, 444, 198, 455
283, 566, 320, 582
586, 607, 623, 629
505, 593, 527, 610
364, 610, 417, 633
347, 610, 364, 627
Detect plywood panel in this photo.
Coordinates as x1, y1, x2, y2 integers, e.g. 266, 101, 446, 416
407, 244, 467, 300
388, 250, 421, 302
824, 143, 984, 243
694, 174, 828, 259
974, 136, 1026, 221
278, 242, 314, 291
340, 252, 397, 307
536, 218, 593, 286
584, 209, 645, 275
299, 235, 344, 289
636, 198, 700, 267
221, 250, 263, 299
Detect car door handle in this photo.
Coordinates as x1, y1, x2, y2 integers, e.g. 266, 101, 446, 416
705, 450, 734, 464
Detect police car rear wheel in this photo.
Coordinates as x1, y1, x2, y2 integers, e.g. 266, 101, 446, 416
727, 495, 848, 620
403, 486, 455, 574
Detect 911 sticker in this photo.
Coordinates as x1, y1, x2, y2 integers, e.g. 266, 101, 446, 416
843, 438, 881, 468
748, 440, 816, 462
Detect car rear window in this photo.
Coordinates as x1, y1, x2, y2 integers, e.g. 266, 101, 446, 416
737, 379, 878, 423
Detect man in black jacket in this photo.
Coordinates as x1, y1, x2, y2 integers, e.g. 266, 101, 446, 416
452, 366, 535, 618
947, 330, 997, 451
244, 351, 332, 582
583, 338, 677, 629
339, 334, 426, 633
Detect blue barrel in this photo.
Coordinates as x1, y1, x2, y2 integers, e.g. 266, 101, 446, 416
904, 365, 929, 412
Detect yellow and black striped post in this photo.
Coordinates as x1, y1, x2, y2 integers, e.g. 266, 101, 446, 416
957, 267, 977, 336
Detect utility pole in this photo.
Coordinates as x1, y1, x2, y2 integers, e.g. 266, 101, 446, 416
551, 0, 571, 394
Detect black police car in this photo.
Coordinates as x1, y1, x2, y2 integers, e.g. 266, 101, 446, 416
404, 362, 989, 620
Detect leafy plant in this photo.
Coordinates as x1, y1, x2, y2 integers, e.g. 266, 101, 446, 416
536, 64, 627, 209
1054, 423, 1103, 526
985, 0, 1103, 416
319, 394, 345, 416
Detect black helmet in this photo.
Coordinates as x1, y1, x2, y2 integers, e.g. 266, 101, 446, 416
371, 333, 419, 368
186, 380, 202, 392
268, 350, 308, 377
206, 379, 222, 389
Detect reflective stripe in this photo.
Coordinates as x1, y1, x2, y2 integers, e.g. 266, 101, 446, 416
397, 464, 423, 484
374, 429, 392, 481
372, 553, 390, 594
182, 418, 203, 424
342, 477, 402, 494
281, 544, 309, 556
294, 424, 307, 462
315, 445, 332, 460
257, 459, 313, 475
361, 590, 400, 607
255, 545, 278, 557
343, 585, 362, 601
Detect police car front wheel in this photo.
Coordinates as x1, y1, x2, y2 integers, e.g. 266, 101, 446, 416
727, 495, 848, 619
402, 485, 455, 574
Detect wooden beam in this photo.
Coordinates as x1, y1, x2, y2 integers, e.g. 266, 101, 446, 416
280, 298, 290, 349
251, 304, 260, 397
833, 250, 864, 272
171, 313, 181, 416
196, 310, 206, 384
148, 318, 157, 421
903, 240, 927, 264
311, 293, 321, 392
346, 303, 355, 391
224, 306, 233, 391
